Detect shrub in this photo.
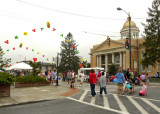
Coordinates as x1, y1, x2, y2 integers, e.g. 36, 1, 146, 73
0, 72, 15, 84
108, 64, 116, 75
15, 75, 46, 83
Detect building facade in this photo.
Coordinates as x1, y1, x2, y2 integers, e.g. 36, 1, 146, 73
90, 19, 159, 76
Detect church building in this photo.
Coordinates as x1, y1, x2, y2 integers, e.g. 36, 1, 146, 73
90, 19, 159, 76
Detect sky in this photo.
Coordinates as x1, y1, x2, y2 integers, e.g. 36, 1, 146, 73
0, 0, 154, 65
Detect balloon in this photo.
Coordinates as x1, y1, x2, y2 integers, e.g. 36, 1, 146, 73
42, 55, 45, 57
141, 75, 145, 80
53, 28, 56, 31
0, 52, 3, 54
41, 27, 44, 31
7, 49, 9, 52
10, 64, 12, 66
32, 49, 34, 52
126, 84, 131, 88
46, 21, 50, 28
155, 73, 158, 77
76, 51, 79, 54
32, 29, 36, 32
50, 62, 52, 64
58, 77, 61, 80
19, 43, 23, 48
13, 47, 15, 50
16, 62, 18, 64
46, 58, 49, 61
60, 34, 63, 37
67, 40, 70, 43
33, 58, 37, 62
15, 35, 18, 39
4, 40, 9, 44
72, 45, 75, 48
24, 32, 27, 35
81, 58, 84, 61
26, 47, 28, 50
113, 78, 118, 83
37, 52, 39, 54
5, 65, 7, 67
79, 63, 83, 68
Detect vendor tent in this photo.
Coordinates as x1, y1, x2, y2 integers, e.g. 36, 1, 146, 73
6, 62, 32, 70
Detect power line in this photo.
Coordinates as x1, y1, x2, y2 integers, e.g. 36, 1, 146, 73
82, 31, 121, 37
17, 0, 146, 20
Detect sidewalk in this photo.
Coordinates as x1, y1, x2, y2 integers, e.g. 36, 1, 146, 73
0, 83, 80, 107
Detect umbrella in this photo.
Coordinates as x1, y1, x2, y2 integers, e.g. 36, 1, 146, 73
6, 62, 32, 70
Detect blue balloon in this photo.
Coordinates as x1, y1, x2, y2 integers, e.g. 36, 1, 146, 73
113, 78, 118, 83
126, 84, 131, 88
155, 73, 158, 77
58, 77, 61, 80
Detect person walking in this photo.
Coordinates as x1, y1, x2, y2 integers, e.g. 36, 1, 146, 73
99, 72, 107, 96
124, 68, 130, 92
49, 70, 53, 85
89, 69, 97, 97
67, 70, 72, 85
116, 67, 125, 95
52, 70, 57, 85
45, 70, 48, 80
79, 71, 85, 87
106, 71, 110, 83
97, 70, 102, 86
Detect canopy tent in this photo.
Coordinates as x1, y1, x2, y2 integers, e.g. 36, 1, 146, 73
6, 62, 32, 70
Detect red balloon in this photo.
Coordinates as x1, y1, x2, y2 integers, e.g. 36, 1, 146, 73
16, 62, 18, 64
42, 55, 45, 57
72, 45, 75, 48
32, 29, 36, 32
33, 58, 37, 62
4, 40, 9, 44
13, 47, 15, 50
26, 47, 28, 50
10, 64, 12, 66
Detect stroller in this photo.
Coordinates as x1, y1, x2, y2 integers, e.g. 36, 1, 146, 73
139, 84, 147, 96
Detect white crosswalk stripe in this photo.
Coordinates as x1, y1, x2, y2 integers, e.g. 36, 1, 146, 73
127, 96, 149, 114
141, 98, 160, 113
79, 90, 88, 101
68, 90, 160, 114
113, 94, 129, 113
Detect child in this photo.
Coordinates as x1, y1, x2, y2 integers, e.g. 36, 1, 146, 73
99, 72, 107, 95
139, 81, 147, 96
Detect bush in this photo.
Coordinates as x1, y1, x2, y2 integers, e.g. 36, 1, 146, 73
16, 75, 46, 83
0, 72, 15, 84
108, 64, 116, 75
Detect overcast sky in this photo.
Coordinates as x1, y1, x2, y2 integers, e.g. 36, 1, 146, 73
0, 0, 153, 65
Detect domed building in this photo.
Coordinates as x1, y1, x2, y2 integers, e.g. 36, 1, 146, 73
90, 19, 159, 76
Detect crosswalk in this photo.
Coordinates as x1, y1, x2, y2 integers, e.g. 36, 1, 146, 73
67, 90, 160, 114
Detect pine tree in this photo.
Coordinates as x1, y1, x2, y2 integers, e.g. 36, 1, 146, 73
58, 32, 80, 73
82, 60, 90, 68
141, 0, 160, 67
0, 46, 11, 69
29, 61, 41, 76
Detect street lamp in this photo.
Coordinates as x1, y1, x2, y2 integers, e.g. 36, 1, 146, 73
19, 55, 26, 61
117, 7, 131, 69
56, 52, 59, 86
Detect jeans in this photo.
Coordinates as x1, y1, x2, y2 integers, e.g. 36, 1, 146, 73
100, 87, 107, 95
90, 84, 96, 96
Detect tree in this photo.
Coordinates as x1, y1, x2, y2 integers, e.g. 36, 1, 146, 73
82, 60, 90, 68
29, 61, 41, 76
58, 32, 80, 73
141, 0, 160, 67
108, 64, 116, 75
0, 46, 11, 69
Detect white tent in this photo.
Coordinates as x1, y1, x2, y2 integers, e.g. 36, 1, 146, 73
6, 62, 32, 70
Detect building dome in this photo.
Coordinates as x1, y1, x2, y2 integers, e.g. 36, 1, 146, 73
122, 20, 137, 29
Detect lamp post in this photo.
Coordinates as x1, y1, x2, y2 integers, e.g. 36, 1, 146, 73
19, 55, 26, 61
117, 7, 131, 69
56, 52, 59, 86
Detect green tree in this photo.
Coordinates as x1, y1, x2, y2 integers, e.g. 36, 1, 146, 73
29, 61, 41, 76
0, 46, 11, 69
141, 0, 160, 67
58, 32, 80, 73
108, 64, 116, 75
82, 60, 90, 68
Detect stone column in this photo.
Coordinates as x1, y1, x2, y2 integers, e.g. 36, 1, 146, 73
105, 54, 108, 71
112, 53, 114, 64
99, 55, 101, 67
96, 55, 99, 67
123, 52, 126, 70
120, 52, 122, 67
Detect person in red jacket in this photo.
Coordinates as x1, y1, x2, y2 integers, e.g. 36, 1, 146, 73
89, 69, 97, 97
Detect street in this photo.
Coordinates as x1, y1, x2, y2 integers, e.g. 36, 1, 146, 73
0, 81, 160, 114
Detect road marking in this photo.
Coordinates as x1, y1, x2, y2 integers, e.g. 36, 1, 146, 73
113, 94, 128, 113
127, 96, 149, 114
141, 98, 160, 113
103, 95, 109, 108
79, 90, 88, 101
67, 97, 125, 114
90, 96, 95, 104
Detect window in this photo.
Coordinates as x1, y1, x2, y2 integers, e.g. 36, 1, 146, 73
147, 65, 151, 72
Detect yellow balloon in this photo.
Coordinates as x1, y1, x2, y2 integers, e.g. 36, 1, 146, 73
81, 58, 84, 61
50, 62, 52, 64
67, 40, 70, 43
24, 32, 27, 35
37, 52, 39, 54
